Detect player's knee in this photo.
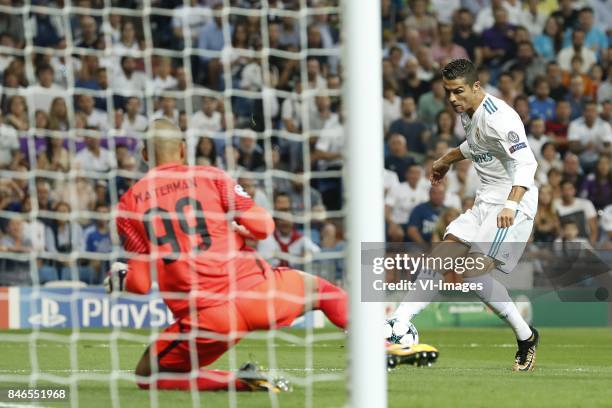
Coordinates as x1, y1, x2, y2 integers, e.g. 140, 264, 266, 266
461, 254, 495, 278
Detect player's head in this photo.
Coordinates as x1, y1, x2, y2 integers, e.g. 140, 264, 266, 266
441, 59, 482, 114
142, 118, 186, 166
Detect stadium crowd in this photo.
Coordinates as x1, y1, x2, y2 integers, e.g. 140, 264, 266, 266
0, 0, 610, 287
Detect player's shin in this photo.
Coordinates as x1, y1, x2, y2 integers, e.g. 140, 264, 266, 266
391, 269, 438, 324
464, 274, 532, 341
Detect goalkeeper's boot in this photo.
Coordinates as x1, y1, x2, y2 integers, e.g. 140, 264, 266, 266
237, 362, 291, 393
386, 343, 439, 369
513, 326, 539, 372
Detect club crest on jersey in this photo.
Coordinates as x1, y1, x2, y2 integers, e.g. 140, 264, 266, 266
508, 131, 520, 143
234, 184, 251, 198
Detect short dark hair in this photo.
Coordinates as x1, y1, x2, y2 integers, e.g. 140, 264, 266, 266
560, 178, 576, 188
441, 59, 478, 86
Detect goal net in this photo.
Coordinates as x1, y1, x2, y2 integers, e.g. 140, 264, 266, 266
0, 0, 385, 406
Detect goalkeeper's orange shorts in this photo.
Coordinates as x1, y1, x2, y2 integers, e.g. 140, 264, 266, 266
153, 267, 306, 372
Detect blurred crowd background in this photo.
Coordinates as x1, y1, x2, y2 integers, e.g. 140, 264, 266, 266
0, 0, 609, 287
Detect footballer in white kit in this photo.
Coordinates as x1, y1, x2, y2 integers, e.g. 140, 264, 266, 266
388, 59, 540, 372
446, 88, 538, 272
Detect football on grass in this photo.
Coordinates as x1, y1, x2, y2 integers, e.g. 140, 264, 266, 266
384, 318, 419, 346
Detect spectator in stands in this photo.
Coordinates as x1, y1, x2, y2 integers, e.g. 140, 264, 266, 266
406, 184, 446, 245
258, 192, 320, 268
154, 96, 179, 123
385, 133, 418, 182
402, 58, 430, 101
5, 95, 28, 131
534, 184, 561, 243
152, 56, 177, 93
513, 95, 531, 130
28, 64, 63, 113
430, 23, 468, 67
280, 172, 325, 217
172, 0, 208, 47
76, 15, 100, 49
417, 75, 446, 129
73, 135, 116, 173
84, 203, 111, 284
0, 218, 33, 286
551, 0, 578, 31
118, 97, 147, 137
555, 179, 598, 244
236, 132, 265, 172
77, 94, 108, 132
404, 0, 437, 46
562, 152, 585, 188
312, 123, 344, 207
579, 156, 612, 211
383, 84, 401, 133
565, 74, 589, 120
112, 56, 147, 96
505, 42, 546, 92
546, 61, 569, 101
547, 167, 563, 199
558, 29, 597, 74
534, 17, 564, 62
527, 118, 551, 162
48, 97, 69, 131
481, 7, 517, 69
37, 134, 70, 173
0, 0, 24, 48
314, 222, 345, 282
0, 113, 20, 169
113, 20, 141, 56
598, 67, 612, 104
452, 8, 483, 66
197, 2, 226, 89
388, 96, 427, 159
545, 100, 572, 152
567, 101, 612, 172
385, 164, 428, 242
44, 201, 87, 281
195, 136, 221, 167
529, 76, 557, 121
568, 7, 608, 59
427, 110, 460, 156
496, 72, 517, 106
520, 0, 547, 37
191, 96, 222, 133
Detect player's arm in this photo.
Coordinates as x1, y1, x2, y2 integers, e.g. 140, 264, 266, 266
110, 195, 152, 295
488, 117, 538, 228
430, 145, 467, 185
216, 171, 275, 240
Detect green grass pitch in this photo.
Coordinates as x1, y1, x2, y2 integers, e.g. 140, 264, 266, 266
0, 327, 611, 407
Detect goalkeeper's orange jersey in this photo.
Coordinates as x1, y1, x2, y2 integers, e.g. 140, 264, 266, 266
116, 163, 271, 316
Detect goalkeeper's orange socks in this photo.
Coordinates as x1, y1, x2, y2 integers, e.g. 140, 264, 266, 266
316, 278, 347, 330
136, 370, 250, 391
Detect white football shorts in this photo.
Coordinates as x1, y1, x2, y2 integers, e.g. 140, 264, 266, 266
444, 200, 534, 273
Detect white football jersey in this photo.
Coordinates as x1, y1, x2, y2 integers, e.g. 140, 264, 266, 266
458, 94, 538, 218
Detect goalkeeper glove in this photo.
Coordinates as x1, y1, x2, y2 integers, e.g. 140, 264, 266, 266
104, 262, 128, 294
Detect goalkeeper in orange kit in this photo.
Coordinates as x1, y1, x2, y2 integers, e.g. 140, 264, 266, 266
105, 119, 348, 392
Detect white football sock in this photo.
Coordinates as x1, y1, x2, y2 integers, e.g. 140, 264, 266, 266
464, 274, 533, 341
392, 269, 438, 323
